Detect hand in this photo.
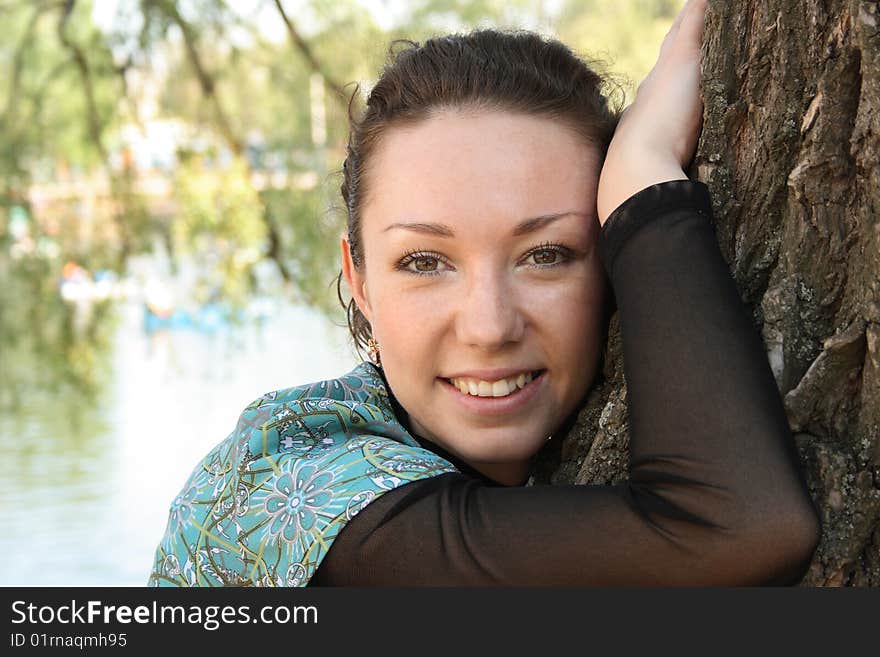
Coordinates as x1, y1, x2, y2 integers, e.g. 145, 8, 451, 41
597, 0, 708, 224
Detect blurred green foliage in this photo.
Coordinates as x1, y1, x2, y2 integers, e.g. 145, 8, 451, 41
171, 153, 266, 306
557, 0, 681, 102
0, 241, 118, 410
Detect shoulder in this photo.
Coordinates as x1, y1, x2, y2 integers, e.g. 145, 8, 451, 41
149, 361, 458, 587
246, 360, 392, 409
238, 360, 422, 456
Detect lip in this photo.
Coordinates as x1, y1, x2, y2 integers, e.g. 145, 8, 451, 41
439, 369, 546, 416
443, 367, 543, 381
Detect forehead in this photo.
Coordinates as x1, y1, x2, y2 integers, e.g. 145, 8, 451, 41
361, 109, 600, 234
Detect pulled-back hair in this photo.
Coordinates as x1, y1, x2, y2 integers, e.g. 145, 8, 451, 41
336, 28, 624, 362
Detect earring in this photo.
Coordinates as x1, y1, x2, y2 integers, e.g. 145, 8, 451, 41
367, 338, 381, 367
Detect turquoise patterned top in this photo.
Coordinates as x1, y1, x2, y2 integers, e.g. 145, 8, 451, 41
148, 361, 459, 587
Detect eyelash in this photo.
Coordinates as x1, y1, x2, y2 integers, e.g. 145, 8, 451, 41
395, 241, 574, 277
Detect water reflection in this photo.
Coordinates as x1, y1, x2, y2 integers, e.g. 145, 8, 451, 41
0, 291, 356, 585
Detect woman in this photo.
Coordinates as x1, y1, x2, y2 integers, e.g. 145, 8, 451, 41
149, 0, 821, 586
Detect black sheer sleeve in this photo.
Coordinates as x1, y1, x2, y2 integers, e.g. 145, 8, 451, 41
310, 180, 822, 586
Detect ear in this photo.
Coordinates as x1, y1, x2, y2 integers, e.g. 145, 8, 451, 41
340, 232, 373, 324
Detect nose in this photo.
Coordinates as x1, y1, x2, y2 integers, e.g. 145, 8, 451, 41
454, 265, 525, 350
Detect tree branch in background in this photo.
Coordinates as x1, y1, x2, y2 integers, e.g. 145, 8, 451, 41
151, 0, 243, 155
57, 0, 132, 266
2, 4, 48, 124
148, 0, 292, 282
57, 0, 110, 162
0, 2, 66, 202
271, 0, 351, 109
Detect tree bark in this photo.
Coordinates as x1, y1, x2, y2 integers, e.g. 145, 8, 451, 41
535, 0, 880, 587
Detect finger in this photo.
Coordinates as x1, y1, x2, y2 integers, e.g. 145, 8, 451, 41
676, 0, 709, 51
644, 0, 704, 92
657, 0, 696, 59
670, 0, 697, 32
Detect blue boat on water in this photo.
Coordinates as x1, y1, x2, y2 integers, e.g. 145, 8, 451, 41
142, 302, 233, 335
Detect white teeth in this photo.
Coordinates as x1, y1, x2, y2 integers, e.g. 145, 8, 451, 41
449, 371, 539, 398
491, 380, 509, 397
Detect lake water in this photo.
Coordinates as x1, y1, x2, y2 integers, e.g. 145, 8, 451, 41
0, 299, 357, 585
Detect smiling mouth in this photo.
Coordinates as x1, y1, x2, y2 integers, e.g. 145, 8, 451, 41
443, 370, 545, 398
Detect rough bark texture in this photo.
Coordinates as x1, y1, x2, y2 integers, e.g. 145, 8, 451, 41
533, 0, 880, 586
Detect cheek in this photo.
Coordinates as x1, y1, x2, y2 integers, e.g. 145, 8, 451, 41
528, 266, 603, 319
541, 294, 596, 353
373, 284, 444, 324
369, 286, 444, 368
534, 269, 605, 359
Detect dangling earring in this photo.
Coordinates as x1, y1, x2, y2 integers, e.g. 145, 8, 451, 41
367, 338, 381, 368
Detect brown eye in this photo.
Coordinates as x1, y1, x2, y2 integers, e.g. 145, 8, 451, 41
396, 250, 448, 276
531, 249, 559, 265
522, 243, 574, 269
414, 256, 439, 272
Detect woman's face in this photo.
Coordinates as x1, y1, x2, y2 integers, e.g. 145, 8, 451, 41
341, 109, 607, 485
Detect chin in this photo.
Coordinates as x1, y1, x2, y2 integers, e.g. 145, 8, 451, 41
449, 430, 546, 464
411, 410, 553, 462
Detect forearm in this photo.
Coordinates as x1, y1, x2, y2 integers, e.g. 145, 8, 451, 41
600, 180, 821, 581
597, 151, 688, 225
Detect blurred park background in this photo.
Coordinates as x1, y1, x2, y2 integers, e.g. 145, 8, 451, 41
0, 0, 683, 585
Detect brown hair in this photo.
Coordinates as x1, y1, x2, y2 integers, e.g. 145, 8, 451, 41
336, 28, 624, 362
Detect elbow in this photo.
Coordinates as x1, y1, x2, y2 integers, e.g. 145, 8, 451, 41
773, 501, 823, 584
627, 458, 822, 585
732, 495, 822, 586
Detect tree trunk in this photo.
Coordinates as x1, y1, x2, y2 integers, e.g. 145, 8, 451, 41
534, 0, 880, 587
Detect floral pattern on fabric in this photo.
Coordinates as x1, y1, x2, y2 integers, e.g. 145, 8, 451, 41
148, 361, 458, 587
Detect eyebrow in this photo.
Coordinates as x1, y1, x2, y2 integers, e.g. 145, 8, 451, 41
382, 211, 589, 238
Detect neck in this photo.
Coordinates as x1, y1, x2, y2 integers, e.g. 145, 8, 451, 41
468, 460, 531, 487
